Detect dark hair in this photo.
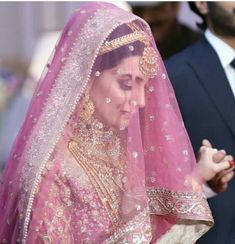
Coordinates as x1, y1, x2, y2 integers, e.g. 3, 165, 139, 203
92, 22, 145, 75
189, 2, 207, 30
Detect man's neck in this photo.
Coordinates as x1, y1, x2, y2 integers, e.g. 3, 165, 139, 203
209, 28, 235, 49
219, 36, 235, 50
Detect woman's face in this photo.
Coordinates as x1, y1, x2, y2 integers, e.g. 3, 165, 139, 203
90, 56, 149, 129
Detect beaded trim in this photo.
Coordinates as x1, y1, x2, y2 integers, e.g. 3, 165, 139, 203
20, 8, 146, 243
98, 30, 148, 55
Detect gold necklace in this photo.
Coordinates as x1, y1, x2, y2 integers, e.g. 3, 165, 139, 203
68, 115, 126, 225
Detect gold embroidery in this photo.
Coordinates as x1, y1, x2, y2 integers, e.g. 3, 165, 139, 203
157, 220, 211, 244
39, 178, 72, 243
98, 31, 147, 55
41, 235, 51, 244
104, 208, 152, 244
80, 94, 95, 122
68, 115, 126, 227
147, 187, 212, 221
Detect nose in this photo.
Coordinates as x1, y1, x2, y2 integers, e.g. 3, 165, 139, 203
137, 86, 146, 108
130, 87, 145, 109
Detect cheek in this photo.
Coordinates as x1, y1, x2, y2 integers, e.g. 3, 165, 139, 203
102, 89, 127, 126
90, 78, 131, 124
107, 85, 127, 109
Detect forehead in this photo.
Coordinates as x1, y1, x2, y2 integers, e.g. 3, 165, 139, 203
116, 56, 146, 78
115, 56, 149, 83
116, 56, 150, 82
119, 56, 140, 67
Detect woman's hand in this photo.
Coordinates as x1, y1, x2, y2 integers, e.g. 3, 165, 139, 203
197, 139, 234, 182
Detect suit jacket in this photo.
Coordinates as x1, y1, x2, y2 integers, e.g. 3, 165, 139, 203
165, 36, 235, 244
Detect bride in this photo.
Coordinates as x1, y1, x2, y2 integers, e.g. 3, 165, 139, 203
0, 2, 233, 243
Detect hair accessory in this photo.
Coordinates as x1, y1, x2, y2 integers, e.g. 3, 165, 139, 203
98, 30, 147, 55
98, 22, 158, 78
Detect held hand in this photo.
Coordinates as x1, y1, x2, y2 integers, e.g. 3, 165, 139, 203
197, 146, 231, 181
197, 139, 234, 193
208, 166, 234, 193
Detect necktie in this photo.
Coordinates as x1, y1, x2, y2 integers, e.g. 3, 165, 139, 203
231, 58, 235, 69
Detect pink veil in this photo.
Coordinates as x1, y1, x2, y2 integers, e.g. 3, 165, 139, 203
0, 2, 213, 243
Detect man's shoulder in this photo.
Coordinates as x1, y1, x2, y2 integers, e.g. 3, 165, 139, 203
165, 41, 198, 68
164, 38, 205, 79
164, 47, 193, 81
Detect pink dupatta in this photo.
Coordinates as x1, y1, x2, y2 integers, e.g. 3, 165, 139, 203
0, 2, 213, 243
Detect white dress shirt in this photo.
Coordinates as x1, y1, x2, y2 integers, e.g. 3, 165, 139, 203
205, 29, 235, 97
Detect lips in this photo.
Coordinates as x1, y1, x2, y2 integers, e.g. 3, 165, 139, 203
122, 113, 132, 120
121, 110, 138, 121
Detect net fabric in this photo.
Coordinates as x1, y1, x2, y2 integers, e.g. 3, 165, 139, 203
0, 2, 213, 243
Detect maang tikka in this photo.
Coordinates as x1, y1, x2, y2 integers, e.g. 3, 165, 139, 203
80, 93, 95, 121
98, 22, 158, 78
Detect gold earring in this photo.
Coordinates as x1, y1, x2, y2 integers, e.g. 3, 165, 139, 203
139, 46, 158, 78
80, 93, 95, 121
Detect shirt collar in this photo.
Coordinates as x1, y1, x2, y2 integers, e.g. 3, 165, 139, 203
205, 29, 235, 68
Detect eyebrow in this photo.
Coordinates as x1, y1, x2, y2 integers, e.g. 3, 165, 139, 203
119, 74, 144, 82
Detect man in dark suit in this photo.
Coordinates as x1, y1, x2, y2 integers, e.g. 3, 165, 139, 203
166, 2, 235, 243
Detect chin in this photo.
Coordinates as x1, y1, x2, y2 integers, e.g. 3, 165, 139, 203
119, 119, 130, 129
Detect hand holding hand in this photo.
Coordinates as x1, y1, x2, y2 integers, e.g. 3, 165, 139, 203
201, 139, 234, 193
197, 139, 234, 193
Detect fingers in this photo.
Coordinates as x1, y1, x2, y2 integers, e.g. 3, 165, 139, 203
220, 171, 234, 184
220, 183, 228, 192
223, 155, 233, 162
198, 144, 234, 181
200, 144, 233, 167
215, 167, 234, 182
213, 150, 226, 163
202, 139, 212, 148
208, 161, 234, 193
198, 142, 217, 162
216, 168, 234, 180
199, 145, 213, 154
214, 161, 230, 173
201, 139, 228, 163
214, 155, 233, 168
229, 160, 235, 168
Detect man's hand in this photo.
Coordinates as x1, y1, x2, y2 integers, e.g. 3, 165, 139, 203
202, 139, 234, 193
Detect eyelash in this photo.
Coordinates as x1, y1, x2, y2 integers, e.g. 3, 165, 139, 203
118, 80, 132, 91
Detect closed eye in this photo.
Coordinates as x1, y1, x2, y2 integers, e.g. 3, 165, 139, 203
118, 79, 132, 91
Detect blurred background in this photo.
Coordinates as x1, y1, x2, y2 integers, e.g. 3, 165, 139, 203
0, 1, 202, 172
